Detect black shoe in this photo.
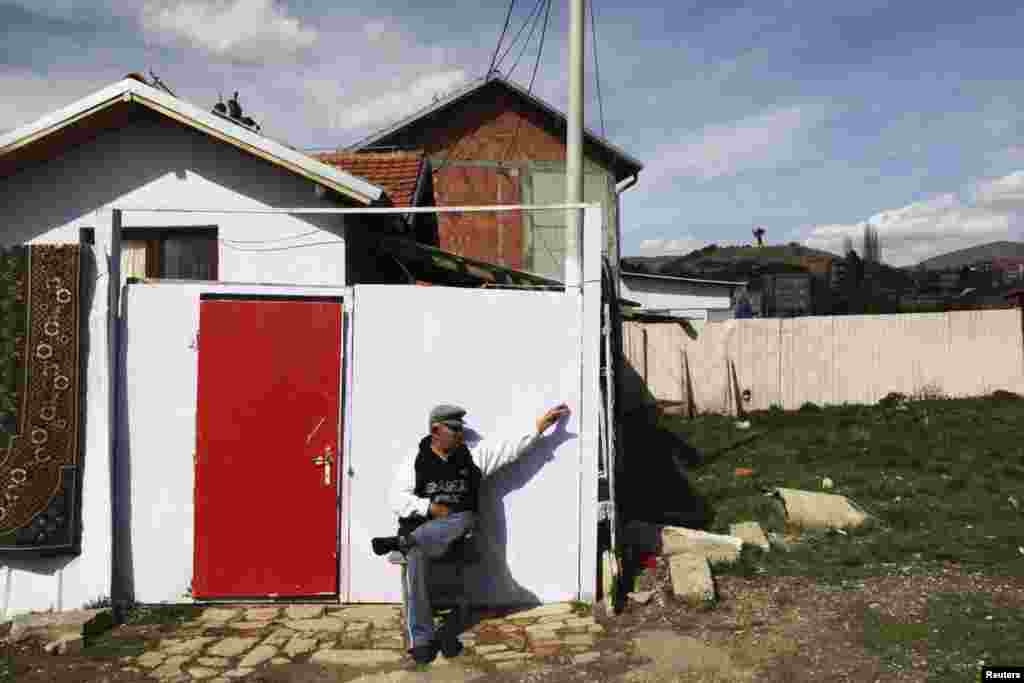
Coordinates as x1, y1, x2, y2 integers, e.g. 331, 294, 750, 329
372, 536, 400, 556
409, 642, 439, 665
437, 637, 463, 658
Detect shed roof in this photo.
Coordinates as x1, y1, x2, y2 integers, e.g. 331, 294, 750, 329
0, 77, 384, 205
313, 150, 426, 209
620, 271, 747, 287
345, 75, 643, 182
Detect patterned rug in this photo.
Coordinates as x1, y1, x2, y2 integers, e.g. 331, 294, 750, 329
0, 244, 82, 553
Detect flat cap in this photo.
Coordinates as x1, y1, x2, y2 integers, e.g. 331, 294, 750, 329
429, 404, 467, 430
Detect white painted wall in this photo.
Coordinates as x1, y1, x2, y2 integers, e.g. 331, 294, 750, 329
0, 117, 365, 617
120, 282, 349, 604
122, 280, 600, 607
620, 274, 737, 318
345, 286, 592, 605
0, 117, 353, 286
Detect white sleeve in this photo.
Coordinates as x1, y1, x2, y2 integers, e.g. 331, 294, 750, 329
390, 452, 430, 518
473, 432, 542, 478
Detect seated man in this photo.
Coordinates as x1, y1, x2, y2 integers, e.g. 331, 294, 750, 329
372, 402, 570, 665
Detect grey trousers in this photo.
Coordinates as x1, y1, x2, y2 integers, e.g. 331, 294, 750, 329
404, 511, 476, 648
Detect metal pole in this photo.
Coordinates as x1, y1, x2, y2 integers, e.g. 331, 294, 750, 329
565, 0, 585, 287
568, 0, 587, 601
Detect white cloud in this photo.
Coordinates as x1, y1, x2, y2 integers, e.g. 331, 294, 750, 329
972, 171, 1024, 210
0, 70, 107, 134
638, 236, 708, 256
803, 185, 1019, 267
643, 105, 825, 186
326, 69, 468, 133
140, 0, 318, 63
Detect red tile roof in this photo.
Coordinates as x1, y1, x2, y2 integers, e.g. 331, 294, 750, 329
313, 150, 425, 208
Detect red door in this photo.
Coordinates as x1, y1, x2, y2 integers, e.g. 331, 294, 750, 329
193, 297, 342, 598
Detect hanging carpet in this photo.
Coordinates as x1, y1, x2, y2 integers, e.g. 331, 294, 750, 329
0, 244, 82, 554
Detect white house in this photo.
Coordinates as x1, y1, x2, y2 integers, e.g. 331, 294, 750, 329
619, 271, 747, 320
0, 77, 603, 617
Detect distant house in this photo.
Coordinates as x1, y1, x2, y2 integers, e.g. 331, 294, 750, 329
619, 271, 746, 320
344, 74, 644, 281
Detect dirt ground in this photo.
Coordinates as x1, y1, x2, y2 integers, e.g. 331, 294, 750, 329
5, 560, 1022, 682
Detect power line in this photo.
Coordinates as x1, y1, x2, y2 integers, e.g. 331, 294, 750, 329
495, 0, 546, 73
508, 0, 546, 80
528, 0, 553, 93
589, 0, 606, 138
487, 0, 518, 76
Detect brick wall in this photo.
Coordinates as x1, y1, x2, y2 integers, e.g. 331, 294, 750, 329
374, 82, 619, 271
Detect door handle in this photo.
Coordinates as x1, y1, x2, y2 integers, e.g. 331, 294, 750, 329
311, 446, 334, 486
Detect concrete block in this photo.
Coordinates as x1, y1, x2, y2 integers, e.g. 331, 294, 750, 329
772, 488, 869, 529
729, 521, 770, 551
624, 522, 743, 563
668, 555, 715, 605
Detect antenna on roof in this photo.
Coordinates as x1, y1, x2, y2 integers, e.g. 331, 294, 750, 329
212, 90, 261, 133
148, 70, 176, 97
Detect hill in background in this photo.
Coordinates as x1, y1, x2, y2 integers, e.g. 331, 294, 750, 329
914, 241, 1024, 271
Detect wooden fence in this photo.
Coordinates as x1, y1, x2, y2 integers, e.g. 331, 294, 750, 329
621, 309, 1024, 415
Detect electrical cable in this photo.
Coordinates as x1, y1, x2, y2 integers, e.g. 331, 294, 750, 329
219, 239, 344, 253
508, 0, 546, 80
220, 229, 320, 245
495, 0, 546, 73
528, 0, 553, 93
589, 0, 606, 138
487, 0, 517, 77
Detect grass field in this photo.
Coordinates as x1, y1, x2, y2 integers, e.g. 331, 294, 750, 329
648, 393, 1024, 680
659, 393, 1024, 582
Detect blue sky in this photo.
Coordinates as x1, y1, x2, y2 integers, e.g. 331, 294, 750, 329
4, 0, 1024, 266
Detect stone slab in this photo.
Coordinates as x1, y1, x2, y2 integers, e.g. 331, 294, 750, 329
506, 604, 574, 621
261, 628, 295, 646
730, 521, 771, 551
239, 644, 278, 668
284, 636, 317, 657
283, 617, 346, 632
669, 554, 716, 605
197, 657, 230, 667
243, 607, 280, 622
229, 620, 272, 631
334, 605, 401, 626
207, 637, 259, 658
137, 651, 167, 668
284, 605, 326, 620
151, 655, 191, 679
200, 608, 241, 623
162, 637, 216, 656
224, 668, 254, 679
474, 644, 508, 654
310, 649, 404, 667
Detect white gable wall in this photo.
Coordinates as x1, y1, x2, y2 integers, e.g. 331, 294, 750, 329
0, 116, 353, 286
0, 117, 361, 617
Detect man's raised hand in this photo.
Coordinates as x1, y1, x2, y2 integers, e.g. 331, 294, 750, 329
536, 403, 571, 435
